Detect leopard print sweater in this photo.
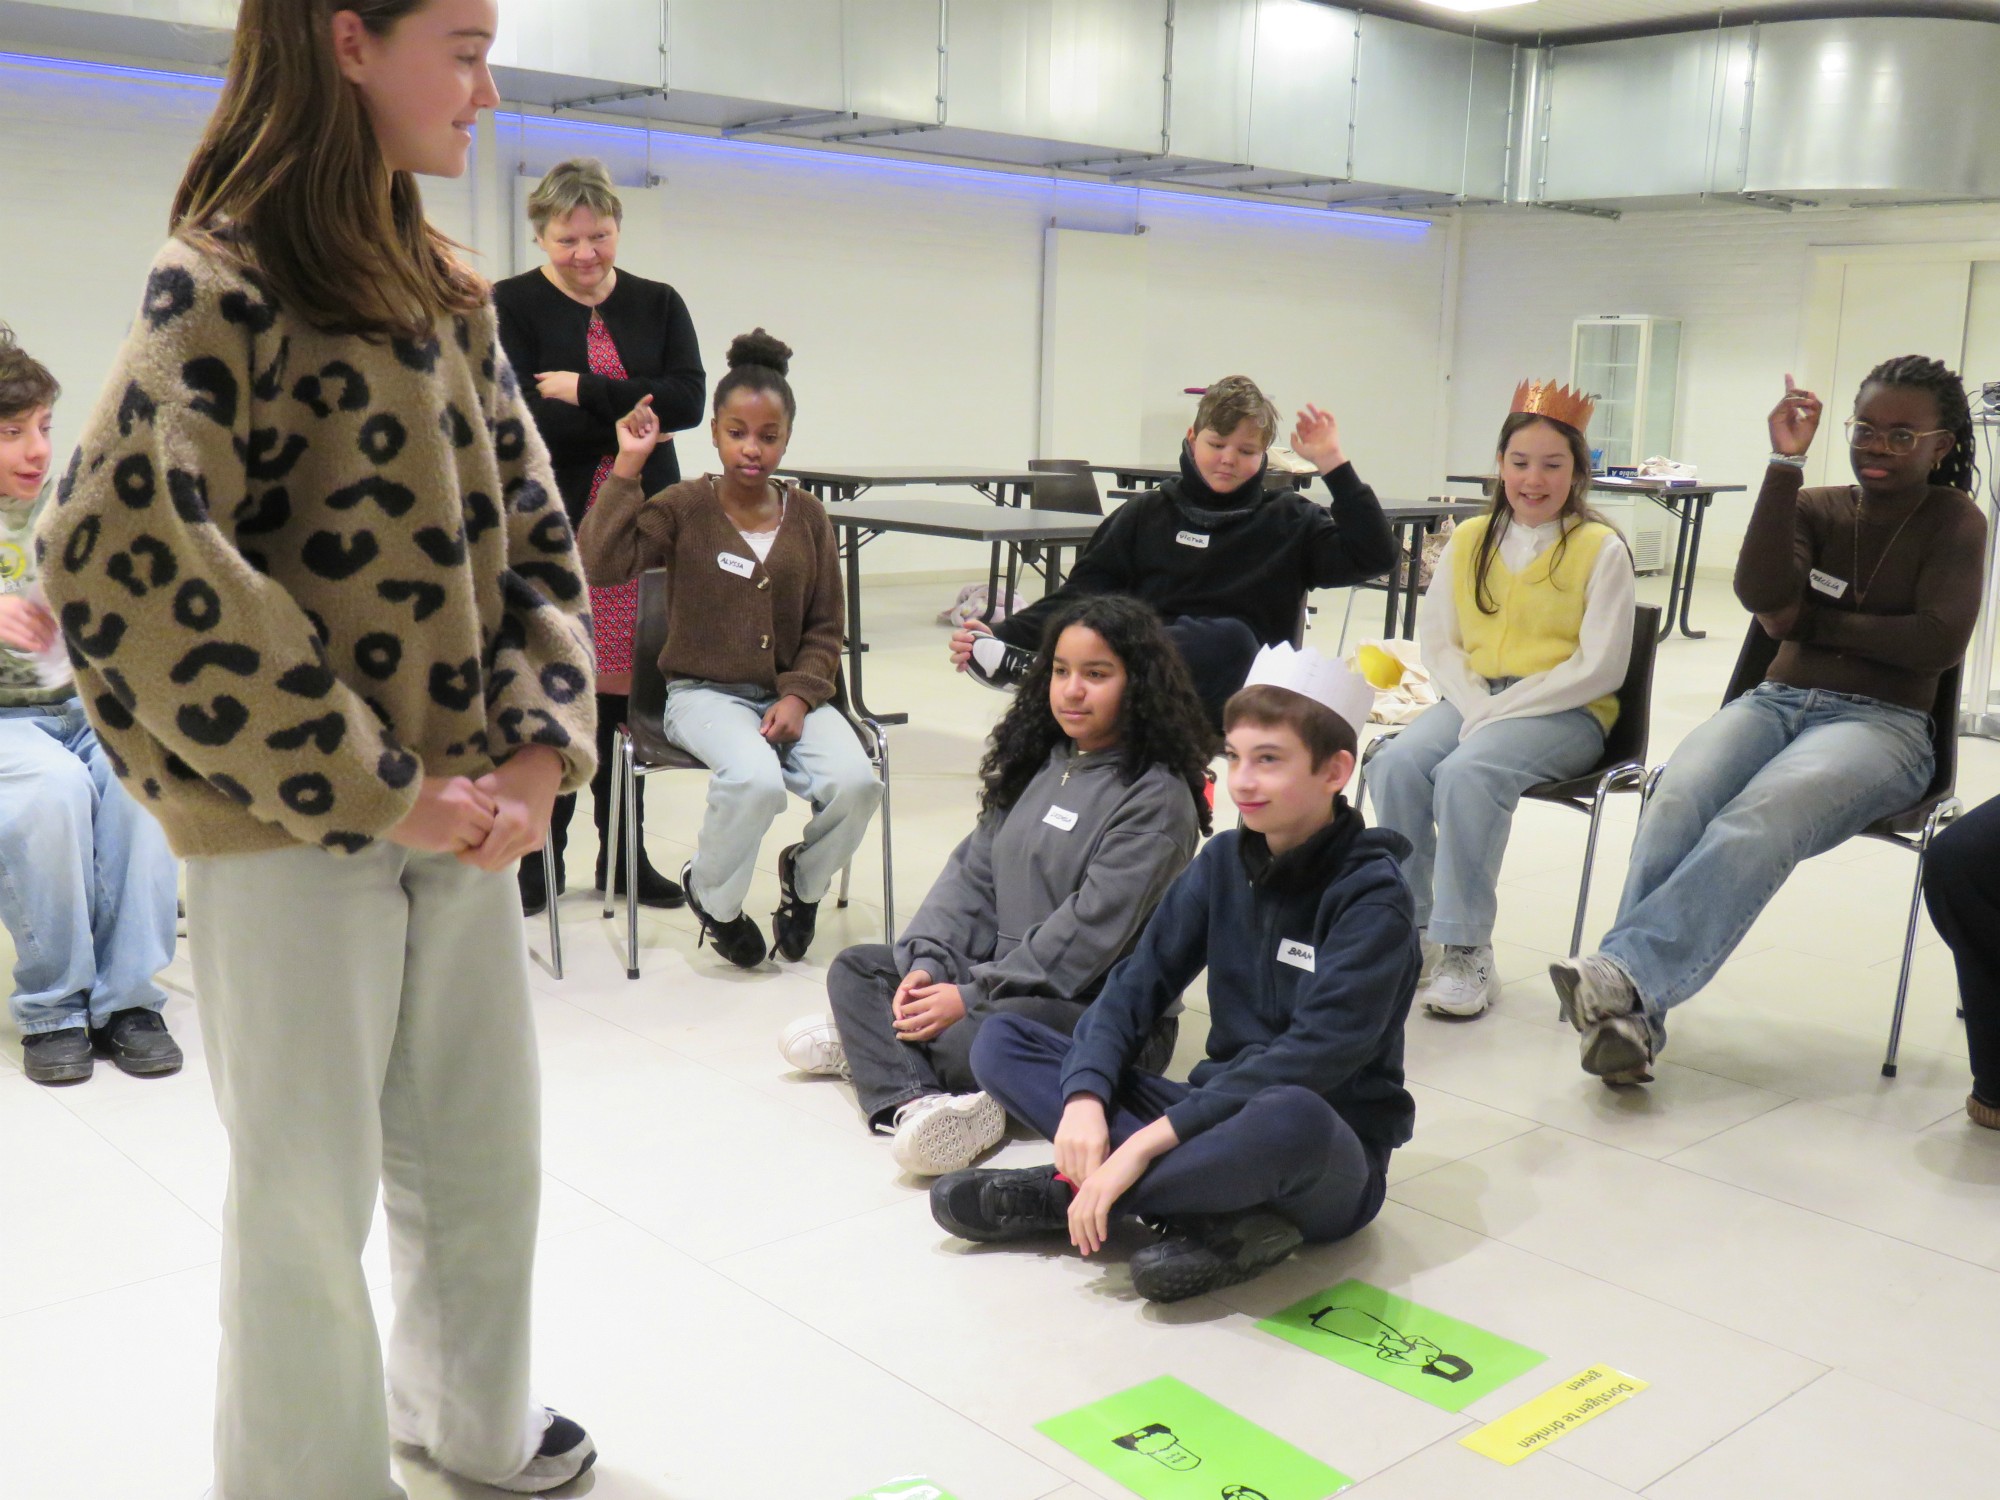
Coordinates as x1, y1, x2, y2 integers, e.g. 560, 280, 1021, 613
35, 238, 597, 858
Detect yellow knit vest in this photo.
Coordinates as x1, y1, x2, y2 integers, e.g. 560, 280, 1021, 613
1449, 515, 1620, 733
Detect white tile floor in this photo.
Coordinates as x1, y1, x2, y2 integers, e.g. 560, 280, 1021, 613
6, 572, 1999, 1500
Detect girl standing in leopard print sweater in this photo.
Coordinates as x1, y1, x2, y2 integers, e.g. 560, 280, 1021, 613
36, 3, 599, 1495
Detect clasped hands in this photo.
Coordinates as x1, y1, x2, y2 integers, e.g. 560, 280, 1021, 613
388, 744, 565, 872
1053, 1094, 1178, 1257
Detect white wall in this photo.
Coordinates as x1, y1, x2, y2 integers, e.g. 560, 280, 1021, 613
1446, 201, 2000, 571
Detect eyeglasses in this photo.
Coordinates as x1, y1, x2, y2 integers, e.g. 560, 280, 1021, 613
1844, 419, 1950, 455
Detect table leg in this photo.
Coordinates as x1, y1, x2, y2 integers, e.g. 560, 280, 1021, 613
842, 527, 908, 727
980, 542, 1004, 625
1401, 523, 1428, 641
1675, 496, 1711, 639
1659, 496, 1695, 640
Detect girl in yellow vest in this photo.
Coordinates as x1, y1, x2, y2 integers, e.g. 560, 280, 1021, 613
1368, 386, 1635, 1018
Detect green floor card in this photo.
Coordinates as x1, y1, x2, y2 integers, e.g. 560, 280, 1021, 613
1257, 1279, 1547, 1413
844, 1482, 962, 1500
1037, 1375, 1352, 1500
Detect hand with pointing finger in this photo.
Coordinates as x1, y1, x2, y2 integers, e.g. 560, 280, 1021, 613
1768, 374, 1823, 458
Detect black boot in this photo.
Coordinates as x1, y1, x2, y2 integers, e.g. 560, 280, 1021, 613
592, 753, 684, 908
520, 793, 574, 916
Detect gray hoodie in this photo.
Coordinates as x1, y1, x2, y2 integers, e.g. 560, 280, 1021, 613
895, 742, 1201, 1013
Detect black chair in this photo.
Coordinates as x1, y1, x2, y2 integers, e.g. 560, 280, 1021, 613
1002, 459, 1104, 605
1670, 622, 1963, 1078
1357, 604, 1663, 957
603, 569, 895, 980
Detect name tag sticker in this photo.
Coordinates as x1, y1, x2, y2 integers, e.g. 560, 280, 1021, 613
1175, 530, 1210, 549
718, 551, 755, 578
1043, 805, 1079, 832
1278, 939, 1316, 972
1809, 568, 1848, 599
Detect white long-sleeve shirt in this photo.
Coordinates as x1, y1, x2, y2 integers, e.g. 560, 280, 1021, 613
1416, 515, 1636, 744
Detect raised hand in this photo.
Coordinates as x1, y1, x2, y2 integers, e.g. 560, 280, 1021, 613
1767, 374, 1823, 458
1290, 403, 1347, 474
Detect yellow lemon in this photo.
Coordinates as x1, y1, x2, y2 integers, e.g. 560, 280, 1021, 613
1357, 643, 1404, 690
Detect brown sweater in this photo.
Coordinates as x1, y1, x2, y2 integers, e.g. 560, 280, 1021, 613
1733, 463, 1986, 712
577, 473, 844, 708
34, 238, 598, 857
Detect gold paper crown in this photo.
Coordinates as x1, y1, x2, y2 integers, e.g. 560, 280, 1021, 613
1510, 378, 1596, 434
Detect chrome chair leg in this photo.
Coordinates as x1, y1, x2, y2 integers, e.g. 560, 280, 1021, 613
624, 739, 642, 981
542, 840, 563, 980
1883, 800, 1961, 1078
603, 730, 625, 923
877, 730, 895, 943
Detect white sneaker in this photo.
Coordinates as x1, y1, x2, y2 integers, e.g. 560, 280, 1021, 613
1420, 944, 1500, 1018
890, 1091, 1006, 1176
779, 1013, 848, 1077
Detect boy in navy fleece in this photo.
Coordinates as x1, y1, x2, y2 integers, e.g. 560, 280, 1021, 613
934, 646, 1420, 1302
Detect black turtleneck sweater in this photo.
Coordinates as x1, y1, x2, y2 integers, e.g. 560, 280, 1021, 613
1059, 800, 1420, 1154
995, 445, 1399, 651
492, 268, 706, 525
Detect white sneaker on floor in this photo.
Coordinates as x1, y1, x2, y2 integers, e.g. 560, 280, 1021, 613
494, 1409, 597, 1494
779, 1013, 848, 1077
1420, 944, 1500, 1018
890, 1091, 1006, 1176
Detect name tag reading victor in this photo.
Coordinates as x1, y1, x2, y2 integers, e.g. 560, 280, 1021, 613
1277, 939, 1316, 972
1175, 530, 1210, 549
718, 552, 755, 579
1043, 805, 1079, 832
1809, 568, 1848, 599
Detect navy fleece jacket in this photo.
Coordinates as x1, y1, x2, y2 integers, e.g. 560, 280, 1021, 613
1059, 801, 1420, 1154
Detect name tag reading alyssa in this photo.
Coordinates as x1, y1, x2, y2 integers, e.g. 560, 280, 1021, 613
1175, 530, 1210, 549
718, 551, 755, 579
1809, 568, 1849, 599
1043, 805, 1079, 832
1277, 939, 1316, 973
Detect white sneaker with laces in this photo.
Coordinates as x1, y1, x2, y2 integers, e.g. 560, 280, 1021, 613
778, 1014, 848, 1077
1420, 944, 1500, 1018
890, 1091, 1006, 1176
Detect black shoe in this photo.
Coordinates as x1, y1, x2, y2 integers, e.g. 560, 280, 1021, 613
966, 634, 1034, 692
1128, 1211, 1302, 1303
596, 848, 686, 909
682, 862, 767, 969
771, 842, 818, 962
518, 852, 564, 918
22, 1028, 94, 1085
89, 1008, 184, 1078
930, 1164, 1074, 1243
492, 1408, 597, 1495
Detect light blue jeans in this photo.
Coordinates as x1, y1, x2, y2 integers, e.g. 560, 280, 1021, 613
661, 680, 882, 922
1603, 682, 1933, 1037
0, 698, 177, 1034
1367, 686, 1606, 947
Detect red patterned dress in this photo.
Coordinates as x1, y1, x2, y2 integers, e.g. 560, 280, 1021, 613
581, 310, 638, 676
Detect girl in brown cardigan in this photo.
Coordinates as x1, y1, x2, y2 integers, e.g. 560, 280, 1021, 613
578, 331, 881, 968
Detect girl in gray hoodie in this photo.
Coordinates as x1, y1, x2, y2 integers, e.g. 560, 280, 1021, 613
785, 595, 1217, 1175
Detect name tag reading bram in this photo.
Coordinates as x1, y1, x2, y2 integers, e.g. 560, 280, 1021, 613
1809, 568, 1848, 599
1043, 805, 1079, 832
1175, 530, 1210, 549
718, 551, 756, 579
1277, 939, 1316, 972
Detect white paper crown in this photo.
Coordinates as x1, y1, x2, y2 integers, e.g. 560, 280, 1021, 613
1242, 642, 1375, 736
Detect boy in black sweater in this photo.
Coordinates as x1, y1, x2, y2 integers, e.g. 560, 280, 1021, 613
933, 645, 1420, 1303
951, 376, 1398, 723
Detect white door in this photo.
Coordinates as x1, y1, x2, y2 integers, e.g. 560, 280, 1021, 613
1814, 257, 1972, 487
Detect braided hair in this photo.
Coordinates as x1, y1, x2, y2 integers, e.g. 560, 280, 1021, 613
1863, 354, 1979, 495
978, 594, 1218, 835
713, 328, 796, 422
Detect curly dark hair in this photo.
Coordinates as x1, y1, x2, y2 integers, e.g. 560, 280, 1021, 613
1861, 354, 1979, 495
977, 594, 1217, 834
713, 327, 796, 422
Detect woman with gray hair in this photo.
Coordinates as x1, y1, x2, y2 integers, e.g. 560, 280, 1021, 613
495, 157, 705, 915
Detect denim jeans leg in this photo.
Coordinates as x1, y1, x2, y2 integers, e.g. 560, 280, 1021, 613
1603, 688, 1933, 1032
1364, 700, 1466, 931
64, 712, 177, 1025
777, 704, 883, 905
661, 681, 789, 921
0, 705, 100, 1034
826, 943, 942, 1125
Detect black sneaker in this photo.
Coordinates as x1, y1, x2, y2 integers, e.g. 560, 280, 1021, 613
930, 1163, 1074, 1243
492, 1408, 597, 1495
771, 842, 818, 962
517, 851, 563, 917
1128, 1211, 1303, 1303
22, 1028, 93, 1086
966, 634, 1033, 692
90, 1008, 184, 1078
596, 847, 685, 908
682, 861, 767, 969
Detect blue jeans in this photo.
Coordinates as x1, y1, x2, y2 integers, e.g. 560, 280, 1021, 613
0, 699, 177, 1034
1366, 688, 1605, 947
1603, 682, 1933, 1035
661, 680, 882, 922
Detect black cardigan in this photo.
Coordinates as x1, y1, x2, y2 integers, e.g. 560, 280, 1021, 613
492, 267, 706, 524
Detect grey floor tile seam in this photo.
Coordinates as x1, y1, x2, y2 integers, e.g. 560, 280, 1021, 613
0, 1252, 221, 1327
44, 1082, 232, 1238
1633, 1366, 1836, 1497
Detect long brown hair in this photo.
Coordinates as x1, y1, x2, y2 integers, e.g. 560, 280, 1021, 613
1470, 412, 1608, 615
171, 0, 485, 339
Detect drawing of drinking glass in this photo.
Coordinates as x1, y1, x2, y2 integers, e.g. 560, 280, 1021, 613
1112, 1422, 1203, 1470
1308, 1304, 1475, 1382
